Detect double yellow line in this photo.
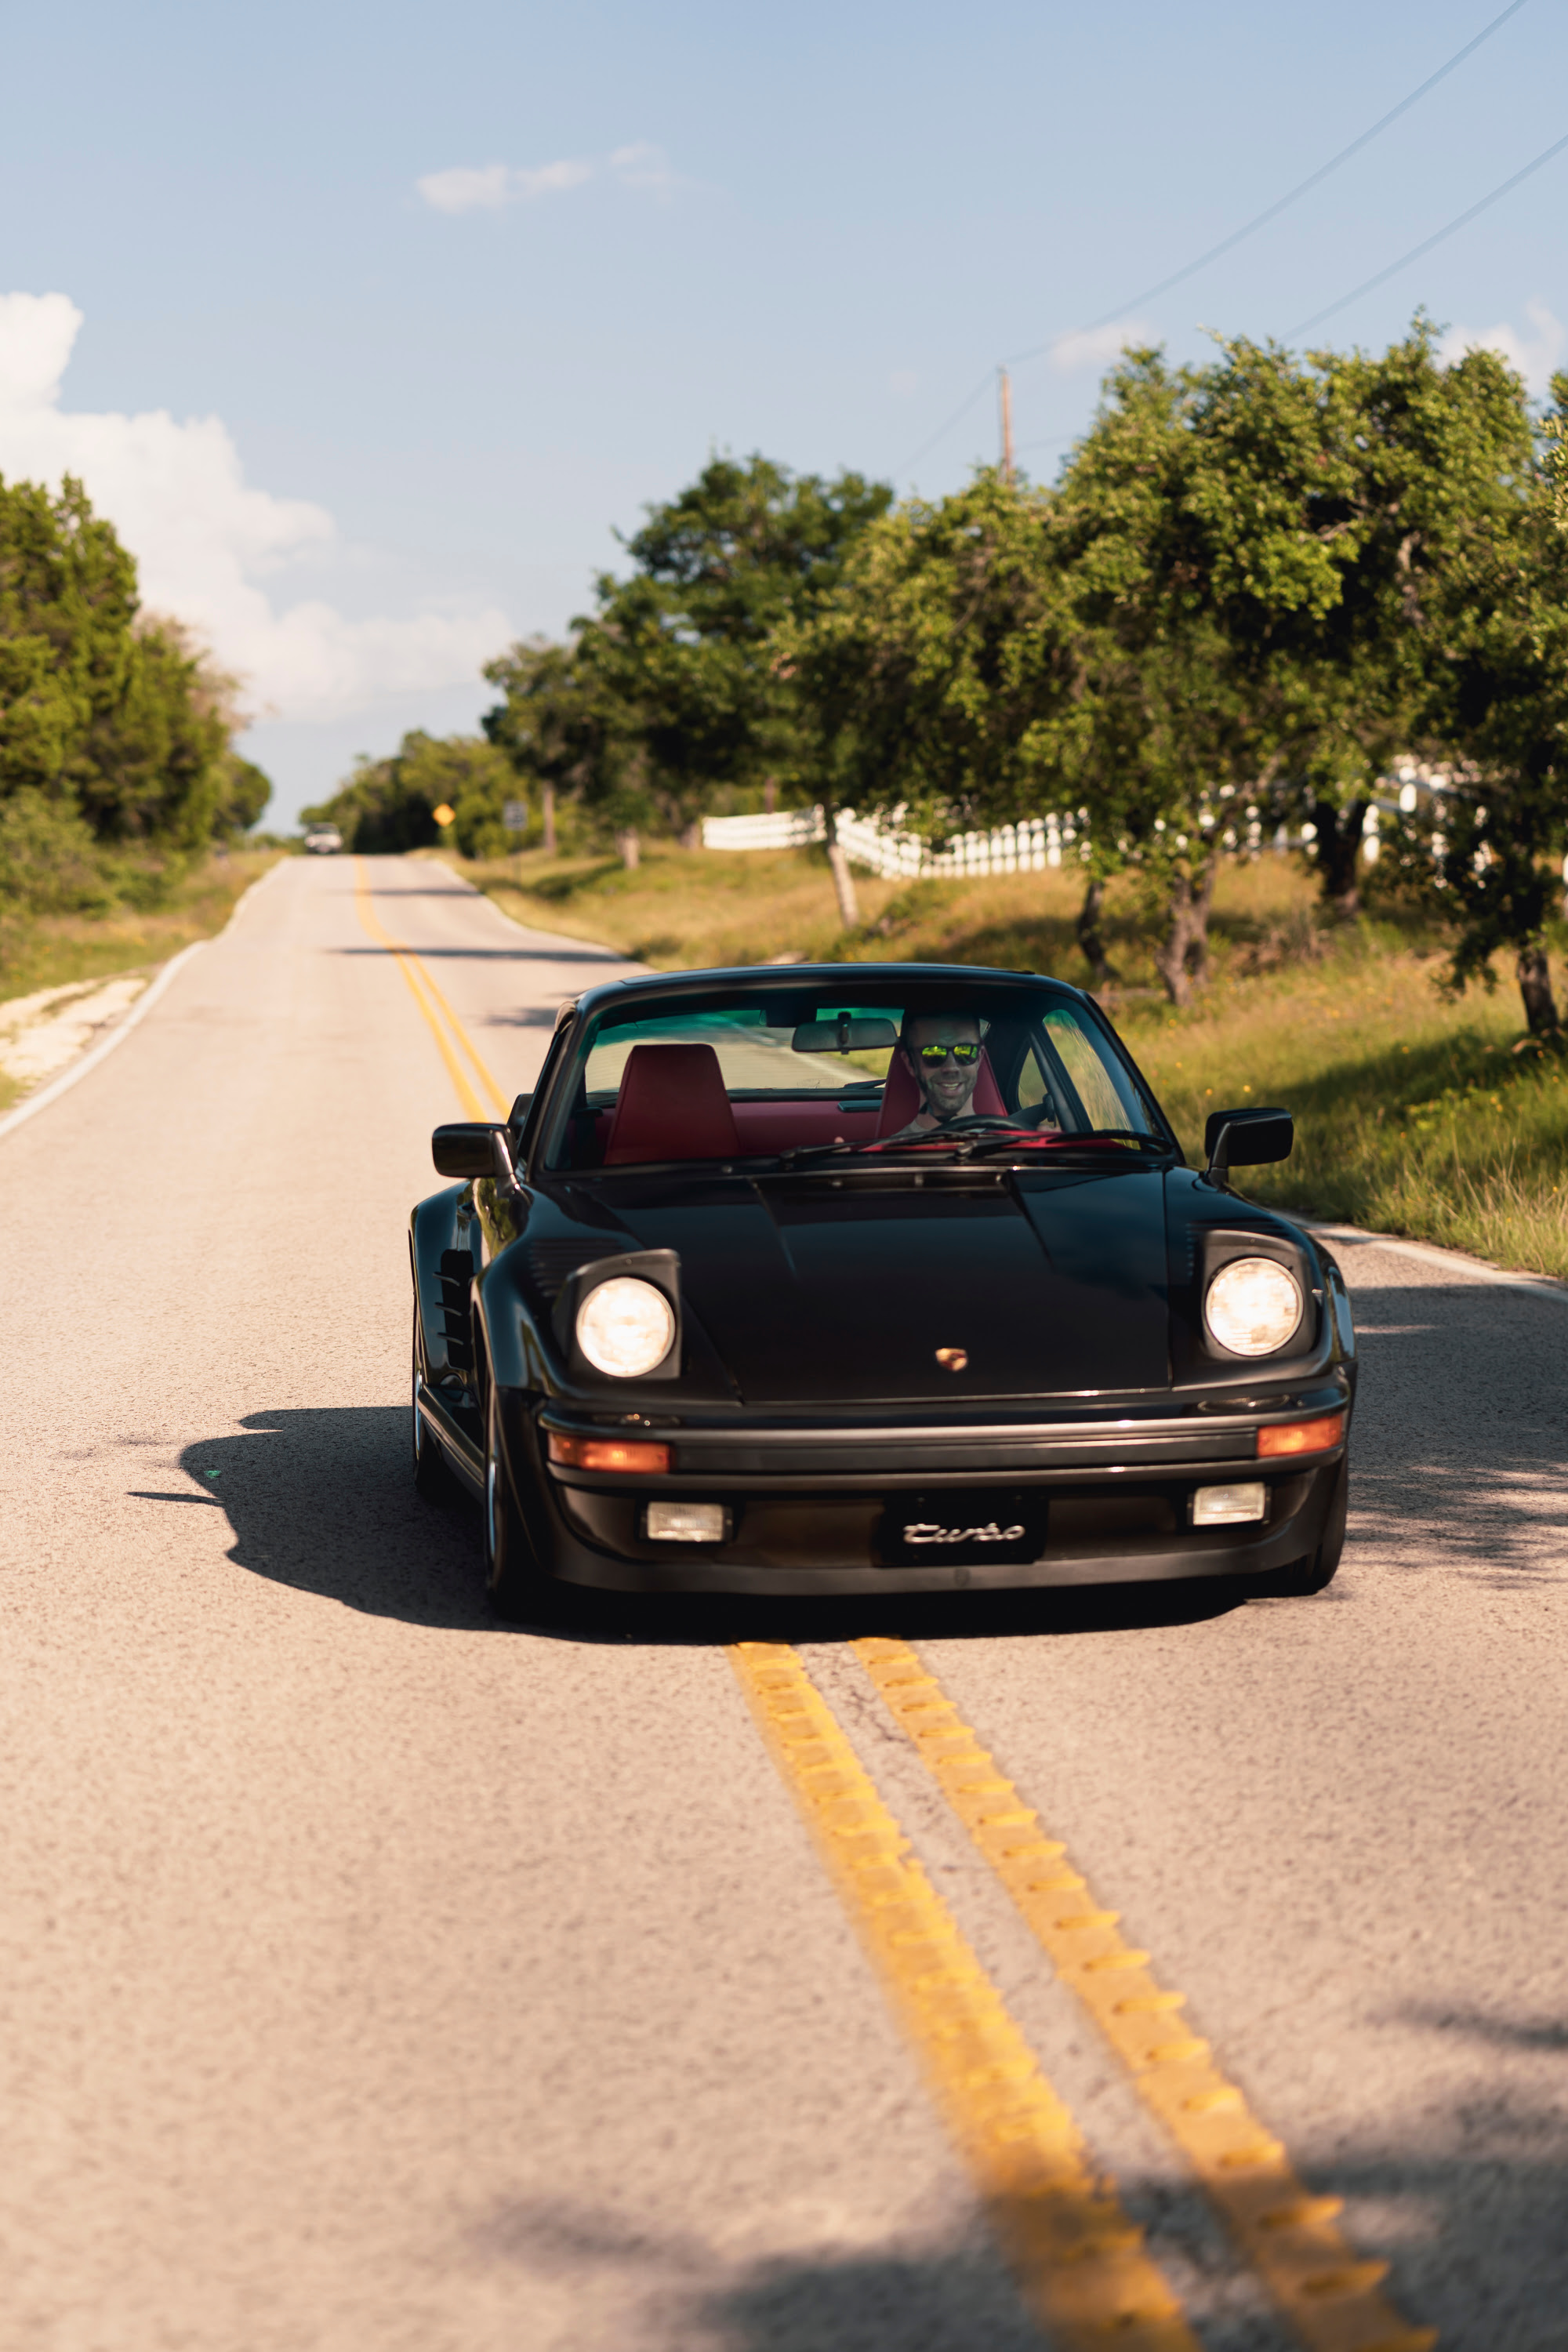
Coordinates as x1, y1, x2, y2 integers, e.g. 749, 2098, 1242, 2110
357, 850, 1432, 2346
354, 858, 509, 1120
735, 1642, 1436, 2352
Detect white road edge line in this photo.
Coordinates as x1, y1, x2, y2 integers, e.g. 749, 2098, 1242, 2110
1298, 1214, 1568, 1308
0, 858, 287, 1149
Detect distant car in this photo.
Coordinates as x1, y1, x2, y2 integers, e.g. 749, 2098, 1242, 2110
408, 964, 1355, 1619
303, 825, 343, 855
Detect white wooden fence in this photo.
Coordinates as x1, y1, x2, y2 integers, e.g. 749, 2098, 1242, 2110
704, 771, 1449, 877
701, 808, 1087, 877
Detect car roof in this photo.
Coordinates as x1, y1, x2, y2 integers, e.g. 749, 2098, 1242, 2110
568, 961, 1092, 1024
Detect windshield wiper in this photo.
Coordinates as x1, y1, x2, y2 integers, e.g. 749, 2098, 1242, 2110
771, 1125, 1169, 1170
962, 1127, 1169, 1160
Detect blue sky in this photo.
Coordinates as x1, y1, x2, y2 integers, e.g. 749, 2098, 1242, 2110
1, 0, 1563, 826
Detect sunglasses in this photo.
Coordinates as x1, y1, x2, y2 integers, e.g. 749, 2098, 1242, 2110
915, 1041, 981, 1067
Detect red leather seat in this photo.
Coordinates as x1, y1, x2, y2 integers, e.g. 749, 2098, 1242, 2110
875, 1045, 1005, 1136
604, 1042, 741, 1167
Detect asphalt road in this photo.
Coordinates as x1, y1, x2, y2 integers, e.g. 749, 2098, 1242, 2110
2, 852, 1565, 2352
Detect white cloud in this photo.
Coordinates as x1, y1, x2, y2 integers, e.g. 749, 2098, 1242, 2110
417, 143, 681, 214
1047, 321, 1156, 376
1439, 299, 1565, 397
0, 291, 510, 724
519, 158, 597, 198
608, 143, 678, 196
416, 157, 594, 213
416, 163, 513, 213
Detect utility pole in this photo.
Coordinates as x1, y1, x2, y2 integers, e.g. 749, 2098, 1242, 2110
999, 367, 1014, 485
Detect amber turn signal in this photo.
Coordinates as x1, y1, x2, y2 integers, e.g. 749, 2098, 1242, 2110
547, 1432, 671, 1474
1256, 1411, 1345, 1458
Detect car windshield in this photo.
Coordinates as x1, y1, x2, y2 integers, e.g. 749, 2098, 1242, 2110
539, 979, 1169, 1172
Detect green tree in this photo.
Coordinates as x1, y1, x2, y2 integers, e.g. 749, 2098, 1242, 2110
303, 731, 510, 855
1018, 323, 1527, 996
1039, 344, 1308, 1002
484, 456, 892, 873
1180, 323, 1532, 916
1, 473, 139, 800
72, 618, 227, 847
2, 476, 255, 880
212, 753, 272, 837
1396, 373, 1568, 1036
784, 367, 1257, 985
777, 469, 1076, 931
481, 636, 612, 858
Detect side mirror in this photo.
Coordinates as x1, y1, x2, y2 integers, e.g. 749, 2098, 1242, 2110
432, 1122, 509, 1178
1204, 1105, 1293, 1185
509, 1091, 534, 1130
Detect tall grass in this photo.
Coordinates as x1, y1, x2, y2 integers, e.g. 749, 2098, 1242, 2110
1123, 945, 1568, 1275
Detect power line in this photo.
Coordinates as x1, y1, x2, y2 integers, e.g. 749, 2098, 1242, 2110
895, 371, 996, 477
1007, 0, 1529, 364
1010, 434, 1076, 463
1283, 126, 1568, 338
897, 0, 1530, 474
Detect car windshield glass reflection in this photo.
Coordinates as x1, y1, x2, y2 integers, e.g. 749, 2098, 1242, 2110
539, 982, 1170, 1173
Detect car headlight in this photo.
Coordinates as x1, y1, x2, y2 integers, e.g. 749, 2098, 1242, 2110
1204, 1257, 1303, 1356
576, 1276, 675, 1377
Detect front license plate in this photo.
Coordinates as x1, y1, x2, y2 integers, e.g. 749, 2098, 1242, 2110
877, 1492, 1045, 1568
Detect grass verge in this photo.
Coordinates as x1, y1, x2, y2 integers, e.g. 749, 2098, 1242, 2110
1126, 951, 1568, 1278
445, 840, 1568, 1278
445, 839, 1327, 991
0, 846, 287, 1115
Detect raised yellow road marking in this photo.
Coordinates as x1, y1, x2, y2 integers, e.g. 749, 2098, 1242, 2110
853, 1638, 1437, 2352
731, 1641, 1201, 2352
353, 860, 508, 1117
400, 950, 509, 1115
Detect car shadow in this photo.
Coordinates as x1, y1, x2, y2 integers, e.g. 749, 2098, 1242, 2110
179, 1408, 1251, 1648
186, 1268, 1568, 1649
179, 1409, 491, 1633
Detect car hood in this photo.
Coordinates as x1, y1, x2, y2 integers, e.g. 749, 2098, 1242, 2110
604, 1165, 1171, 1404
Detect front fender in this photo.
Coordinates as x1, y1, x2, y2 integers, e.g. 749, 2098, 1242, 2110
473, 1236, 555, 1393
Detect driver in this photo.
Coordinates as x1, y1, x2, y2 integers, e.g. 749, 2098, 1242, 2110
898, 1012, 985, 1131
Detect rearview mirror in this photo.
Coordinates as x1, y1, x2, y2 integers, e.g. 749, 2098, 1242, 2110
432, 1122, 509, 1178
1204, 1106, 1294, 1185
793, 1015, 898, 1053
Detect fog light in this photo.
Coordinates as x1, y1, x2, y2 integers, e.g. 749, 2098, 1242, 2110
1192, 1482, 1267, 1526
644, 1501, 729, 1543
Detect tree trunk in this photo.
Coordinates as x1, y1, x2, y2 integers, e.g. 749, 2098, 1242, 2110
679, 818, 702, 851
1308, 793, 1367, 915
541, 782, 557, 855
1154, 857, 1219, 1008
1516, 941, 1560, 1037
763, 776, 778, 815
615, 826, 640, 871
824, 808, 860, 928
1076, 875, 1109, 989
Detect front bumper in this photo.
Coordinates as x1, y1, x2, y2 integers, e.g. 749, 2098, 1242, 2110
502, 1385, 1351, 1596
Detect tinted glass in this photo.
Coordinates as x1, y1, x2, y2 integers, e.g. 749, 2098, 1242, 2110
542, 982, 1163, 1170
579, 1005, 898, 1103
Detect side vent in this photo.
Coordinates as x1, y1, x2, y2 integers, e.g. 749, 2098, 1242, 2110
438, 1249, 475, 1375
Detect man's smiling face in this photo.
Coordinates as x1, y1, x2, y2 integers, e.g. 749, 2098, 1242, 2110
907, 1014, 982, 1121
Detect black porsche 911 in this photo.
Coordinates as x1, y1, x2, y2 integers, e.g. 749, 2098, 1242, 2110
408, 964, 1354, 1618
